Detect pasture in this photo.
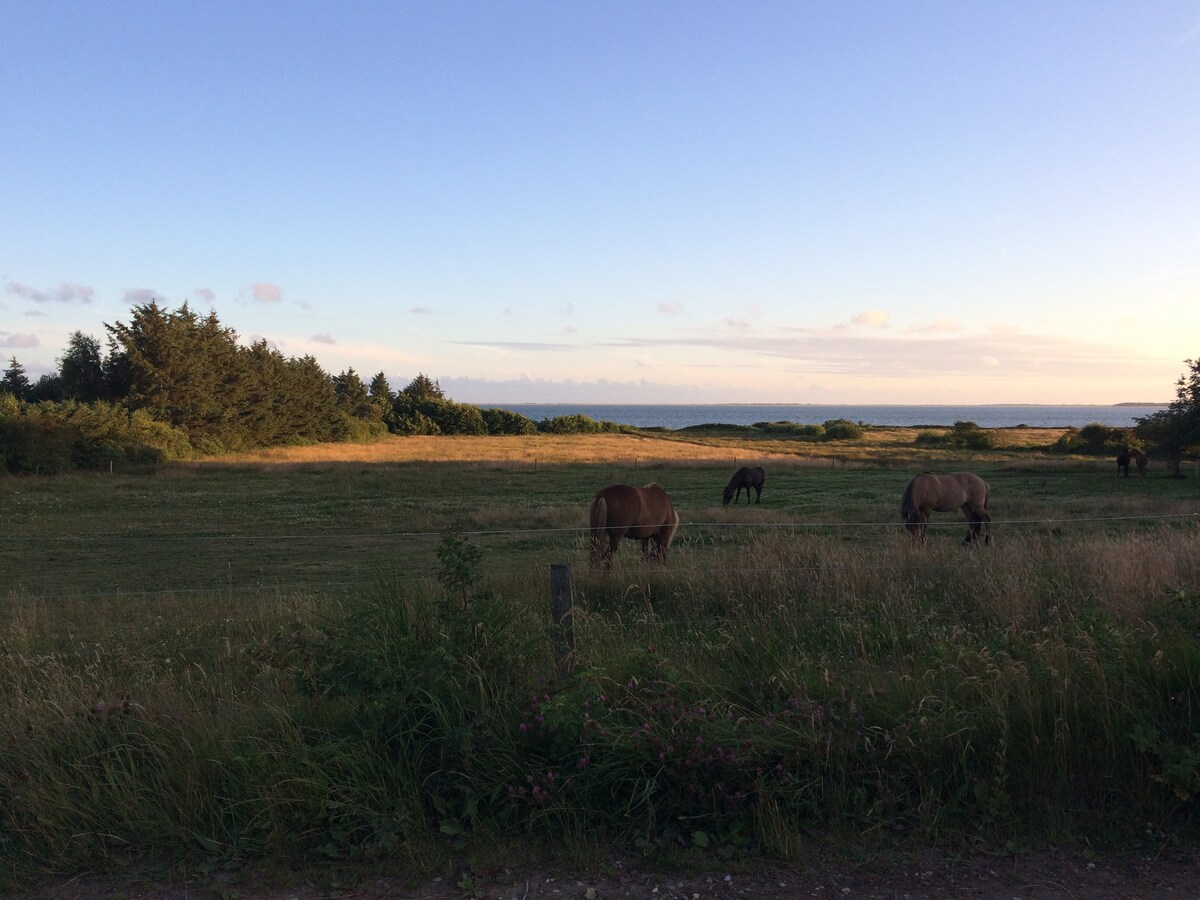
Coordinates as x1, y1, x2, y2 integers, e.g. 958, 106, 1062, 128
2, 429, 1199, 885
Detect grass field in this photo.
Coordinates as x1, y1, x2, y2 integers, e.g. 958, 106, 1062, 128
2, 428, 1198, 885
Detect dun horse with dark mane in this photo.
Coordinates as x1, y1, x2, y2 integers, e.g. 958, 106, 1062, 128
588, 483, 680, 565
901, 471, 991, 545
1116, 447, 1148, 477
723, 466, 765, 506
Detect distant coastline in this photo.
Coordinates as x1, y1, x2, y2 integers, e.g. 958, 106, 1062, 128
484, 403, 1165, 431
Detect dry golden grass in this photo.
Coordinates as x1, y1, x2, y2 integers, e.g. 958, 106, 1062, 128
202, 427, 1070, 466
206, 433, 804, 465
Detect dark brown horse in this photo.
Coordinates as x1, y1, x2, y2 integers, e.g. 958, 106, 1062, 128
722, 465, 765, 506
1116, 447, 1148, 477
900, 471, 991, 545
588, 483, 680, 565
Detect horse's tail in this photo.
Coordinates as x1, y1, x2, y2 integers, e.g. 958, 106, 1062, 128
664, 505, 681, 548
900, 478, 918, 524
589, 494, 607, 534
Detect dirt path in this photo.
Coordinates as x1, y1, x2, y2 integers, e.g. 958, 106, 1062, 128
21, 848, 1200, 899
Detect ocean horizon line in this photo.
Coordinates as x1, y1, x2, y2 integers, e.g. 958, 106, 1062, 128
476, 402, 1166, 430
479, 401, 1168, 408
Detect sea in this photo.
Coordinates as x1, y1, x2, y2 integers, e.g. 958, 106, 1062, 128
484, 404, 1166, 431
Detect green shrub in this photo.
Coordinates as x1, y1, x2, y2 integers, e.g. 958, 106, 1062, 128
752, 421, 825, 437
1053, 423, 1136, 455
537, 414, 622, 435
481, 407, 538, 435
820, 419, 864, 441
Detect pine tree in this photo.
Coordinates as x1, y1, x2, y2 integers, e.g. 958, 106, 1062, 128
368, 371, 393, 414
333, 368, 374, 419
104, 301, 247, 450
1, 357, 32, 400
1136, 357, 1200, 476
402, 372, 445, 400
58, 331, 108, 401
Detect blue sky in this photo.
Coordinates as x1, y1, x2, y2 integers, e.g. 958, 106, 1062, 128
3, 1, 1198, 404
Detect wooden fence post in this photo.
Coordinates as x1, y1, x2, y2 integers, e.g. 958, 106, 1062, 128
550, 563, 576, 676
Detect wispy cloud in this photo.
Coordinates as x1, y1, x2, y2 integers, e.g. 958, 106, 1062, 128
312, 333, 336, 345
450, 340, 574, 352
722, 317, 751, 329
907, 318, 962, 333
410, 306, 434, 315
193, 288, 216, 304
1147, 265, 1200, 282
1, 333, 39, 348
657, 301, 684, 317
439, 373, 718, 404
6, 281, 94, 304
598, 323, 1168, 382
250, 282, 283, 303
124, 288, 159, 304
851, 309, 890, 328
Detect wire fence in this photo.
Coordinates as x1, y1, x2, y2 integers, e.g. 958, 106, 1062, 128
4, 510, 1197, 543
4, 508, 1198, 607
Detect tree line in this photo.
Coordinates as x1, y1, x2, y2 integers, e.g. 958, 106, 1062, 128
2, 300, 1198, 476
0, 301, 626, 474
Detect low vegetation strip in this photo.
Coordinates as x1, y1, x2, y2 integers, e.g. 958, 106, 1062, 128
1, 441, 1198, 890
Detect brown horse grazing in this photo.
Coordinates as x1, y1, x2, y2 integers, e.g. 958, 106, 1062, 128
901, 471, 992, 545
588, 483, 680, 565
1116, 447, 1148, 477
723, 465, 765, 506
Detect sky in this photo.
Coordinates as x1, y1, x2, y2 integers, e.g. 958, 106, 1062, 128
2, 1, 1199, 405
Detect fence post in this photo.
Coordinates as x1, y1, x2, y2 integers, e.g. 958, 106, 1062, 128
550, 563, 576, 676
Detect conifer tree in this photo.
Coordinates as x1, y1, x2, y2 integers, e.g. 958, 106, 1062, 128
58, 331, 108, 401
1, 357, 31, 400
1137, 357, 1200, 476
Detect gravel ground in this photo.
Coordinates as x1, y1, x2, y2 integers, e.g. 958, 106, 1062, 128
18, 848, 1200, 899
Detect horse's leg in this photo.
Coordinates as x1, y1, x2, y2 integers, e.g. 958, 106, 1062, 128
602, 532, 620, 567
754, 485, 761, 503
980, 508, 992, 546
962, 504, 979, 545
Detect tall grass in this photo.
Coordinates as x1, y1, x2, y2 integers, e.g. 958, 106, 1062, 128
3, 518, 1198, 883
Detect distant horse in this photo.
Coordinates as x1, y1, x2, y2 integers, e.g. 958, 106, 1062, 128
900, 471, 992, 545
723, 466, 765, 506
1116, 447, 1148, 477
588, 483, 680, 565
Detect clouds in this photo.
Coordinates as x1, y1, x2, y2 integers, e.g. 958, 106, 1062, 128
124, 288, 159, 304
311, 333, 336, 345
851, 309, 890, 328
5, 281, 94, 304
250, 282, 283, 303
2, 333, 39, 348
907, 318, 962, 333
656, 301, 684, 317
